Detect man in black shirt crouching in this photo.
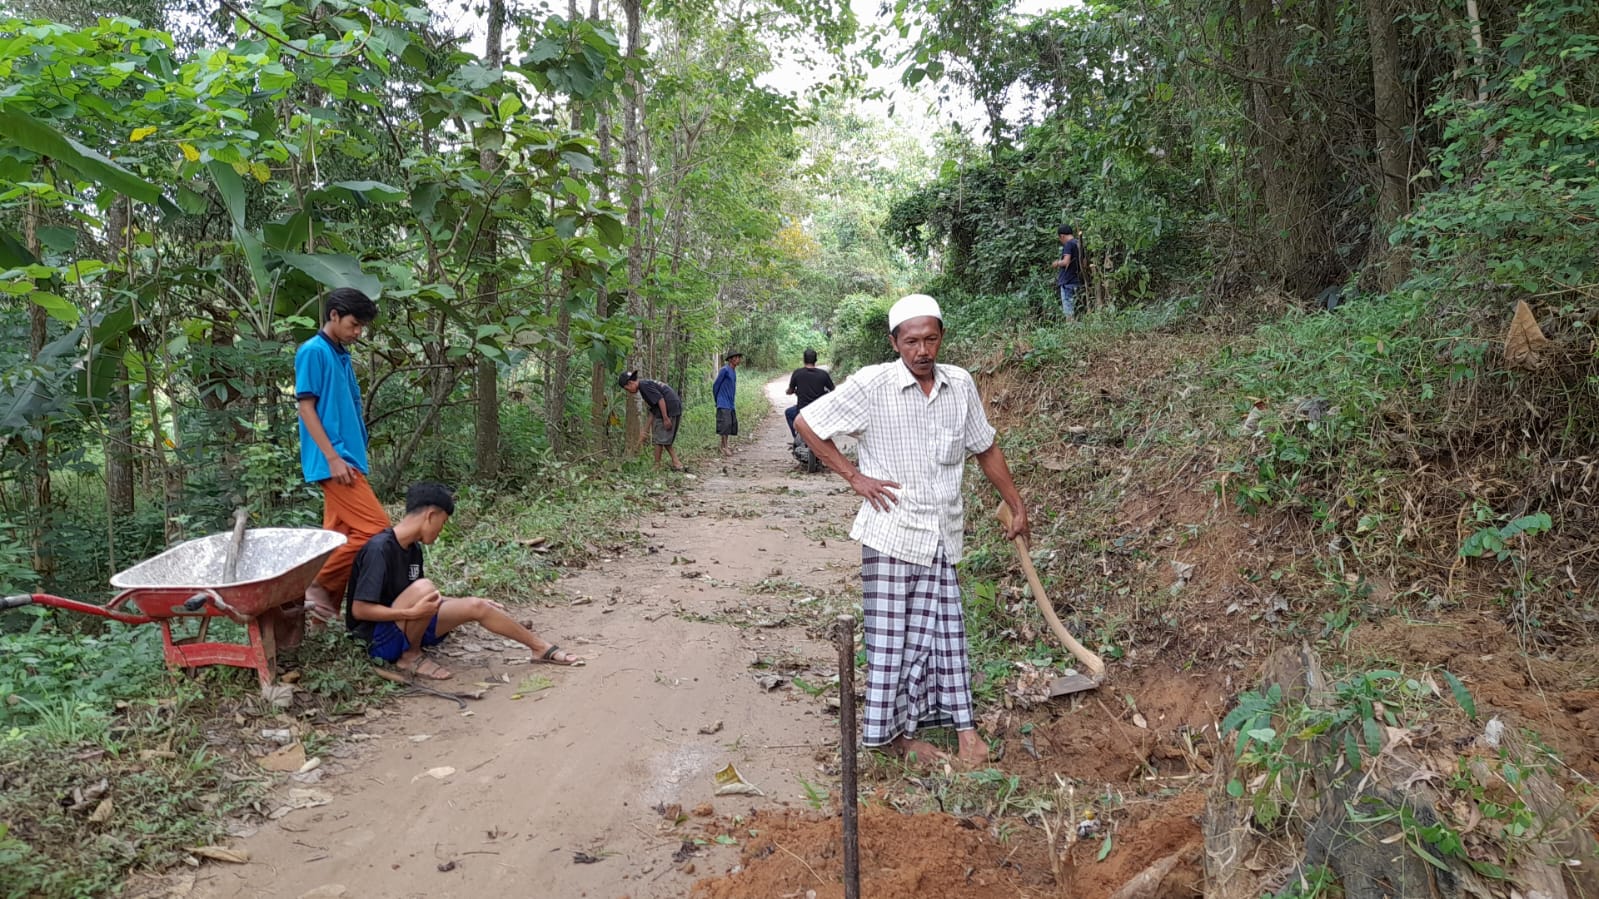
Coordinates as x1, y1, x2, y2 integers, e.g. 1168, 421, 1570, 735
345, 482, 583, 680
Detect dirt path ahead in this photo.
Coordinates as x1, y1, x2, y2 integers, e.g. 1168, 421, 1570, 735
202, 379, 860, 899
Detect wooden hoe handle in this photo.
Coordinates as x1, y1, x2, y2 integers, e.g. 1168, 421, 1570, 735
996, 503, 1106, 678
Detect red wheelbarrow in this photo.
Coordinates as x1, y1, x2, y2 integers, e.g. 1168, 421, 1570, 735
2, 527, 345, 689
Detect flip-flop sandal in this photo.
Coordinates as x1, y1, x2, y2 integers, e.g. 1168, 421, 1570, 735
532, 644, 585, 667
406, 655, 454, 681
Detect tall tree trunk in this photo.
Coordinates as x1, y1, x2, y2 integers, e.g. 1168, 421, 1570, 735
25, 196, 53, 578
1464, 0, 1487, 101
474, 0, 506, 481
1366, 0, 1409, 227
590, 0, 614, 453
1237, 0, 1314, 290
107, 366, 134, 516
545, 0, 583, 456
622, 0, 646, 447
1365, 0, 1412, 286
105, 197, 135, 570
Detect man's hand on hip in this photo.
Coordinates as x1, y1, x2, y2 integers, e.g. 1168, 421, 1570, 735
847, 473, 901, 513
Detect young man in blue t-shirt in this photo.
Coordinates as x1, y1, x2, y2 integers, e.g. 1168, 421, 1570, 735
712, 351, 742, 457
1052, 225, 1084, 319
346, 482, 583, 680
294, 288, 387, 624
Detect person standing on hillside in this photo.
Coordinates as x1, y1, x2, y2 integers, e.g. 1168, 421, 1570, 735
785, 347, 835, 437
1052, 225, 1084, 319
796, 294, 1029, 768
296, 287, 388, 625
713, 351, 742, 457
618, 370, 685, 471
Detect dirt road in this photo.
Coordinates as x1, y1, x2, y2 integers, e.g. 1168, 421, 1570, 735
201, 379, 860, 899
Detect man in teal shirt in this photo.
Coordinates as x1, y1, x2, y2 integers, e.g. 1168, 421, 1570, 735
295, 287, 387, 624
713, 351, 742, 457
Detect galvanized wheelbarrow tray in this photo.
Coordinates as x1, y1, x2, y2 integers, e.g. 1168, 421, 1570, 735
1, 527, 345, 688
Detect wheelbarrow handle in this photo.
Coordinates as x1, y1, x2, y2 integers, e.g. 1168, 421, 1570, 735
19, 593, 156, 625
2, 594, 34, 611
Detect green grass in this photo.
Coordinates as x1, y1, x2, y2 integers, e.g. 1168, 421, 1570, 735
0, 682, 251, 899
0, 611, 401, 899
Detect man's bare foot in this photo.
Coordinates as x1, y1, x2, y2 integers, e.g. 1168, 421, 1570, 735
955, 730, 989, 768
885, 736, 949, 766
303, 583, 338, 624
399, 653, 452, 680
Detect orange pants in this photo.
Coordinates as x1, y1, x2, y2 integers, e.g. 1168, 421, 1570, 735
312, 472, 391, 605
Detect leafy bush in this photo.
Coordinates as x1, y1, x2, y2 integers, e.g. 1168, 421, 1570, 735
0, 520, 37, 596
1397, 0, 1599, 302
0, 611, 169, 728
827, 292, 894, 374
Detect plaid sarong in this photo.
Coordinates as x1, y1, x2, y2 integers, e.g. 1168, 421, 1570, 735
859, 543, 975, 747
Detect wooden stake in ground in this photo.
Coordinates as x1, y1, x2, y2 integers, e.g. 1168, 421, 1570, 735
835, 613, 860, 899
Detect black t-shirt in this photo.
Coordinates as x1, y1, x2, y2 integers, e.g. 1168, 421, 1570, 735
638, 379, 682, 418
788, 367, 835, 409
344, 528, 424, 642
1058, 238, 1083, 286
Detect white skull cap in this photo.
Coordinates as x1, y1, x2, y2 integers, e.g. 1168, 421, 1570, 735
887, 294, 942, 331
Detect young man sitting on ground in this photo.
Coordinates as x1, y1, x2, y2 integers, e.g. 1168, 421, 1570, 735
346, 481, 583, 680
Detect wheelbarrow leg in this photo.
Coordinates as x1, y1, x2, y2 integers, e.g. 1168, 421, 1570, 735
249, 613, 279, 691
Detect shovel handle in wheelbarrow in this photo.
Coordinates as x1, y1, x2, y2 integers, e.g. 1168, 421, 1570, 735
1, 593, 156, 625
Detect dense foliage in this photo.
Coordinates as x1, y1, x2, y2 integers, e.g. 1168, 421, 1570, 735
887, 0, 1599, 315
0, 0, 884, 599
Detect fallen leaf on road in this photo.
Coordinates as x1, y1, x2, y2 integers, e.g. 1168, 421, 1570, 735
89, 797, 114, 823
511, 674, 554, 700
258, 742, 307, 772
269, 788, 332, 819
261, 684, 295, 709
189, 846, 250, 864
713, 763, 764, 797
412, 766, 455, 783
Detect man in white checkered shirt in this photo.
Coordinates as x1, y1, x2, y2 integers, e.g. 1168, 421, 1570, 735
796, 294, 1029, 767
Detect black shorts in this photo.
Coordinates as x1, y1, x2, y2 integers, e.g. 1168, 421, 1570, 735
716, 407, 738, 436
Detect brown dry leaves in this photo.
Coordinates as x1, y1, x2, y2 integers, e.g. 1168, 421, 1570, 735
1504, 300, 1550, 369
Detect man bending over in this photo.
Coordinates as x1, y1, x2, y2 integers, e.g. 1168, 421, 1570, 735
346, 481, 583, 680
